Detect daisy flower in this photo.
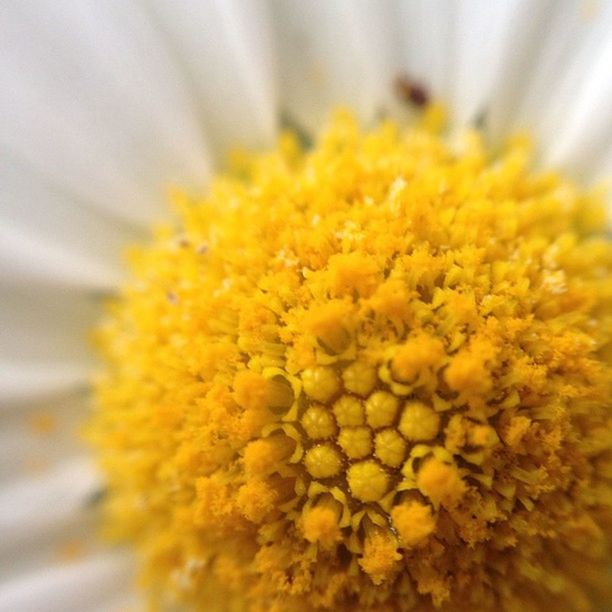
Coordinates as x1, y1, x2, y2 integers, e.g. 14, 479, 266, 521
1, 1, 611, 611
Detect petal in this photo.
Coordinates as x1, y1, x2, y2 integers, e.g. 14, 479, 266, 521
0, 157, 138, 290
396, 0, 455, 101
0, 551, 134, 612
0, 391, 90, 482
487, 0, 612, 158
1, 285, 102, 366
0, 458, 100, 547
0, 364, 88, 407
0, 0, 211, 226
147, 0, 278, 163
270, 0, 400, 133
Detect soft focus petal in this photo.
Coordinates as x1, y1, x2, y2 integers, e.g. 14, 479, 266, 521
148, 0, 278, 164
0, 0, 211, 226
270, 0, 400, 132
0, 157, 138, 290
0, 551, 134, 612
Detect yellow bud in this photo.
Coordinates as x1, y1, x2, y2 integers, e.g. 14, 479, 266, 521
301, 366, 341, 402
399, 401, 440, 441
374, 429, 407, 468
347, 460, 389, 502
365, 391, 399, 429
333, 395, 364, 427
301, 405, 337, 440
304, 444, 343, 479
342, 361, 378, 397
338, 427, 372, 459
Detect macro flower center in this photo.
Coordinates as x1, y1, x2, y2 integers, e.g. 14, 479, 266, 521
89, 109, 612, 611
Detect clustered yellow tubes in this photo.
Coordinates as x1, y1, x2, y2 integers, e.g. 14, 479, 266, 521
89, 109, 612, 611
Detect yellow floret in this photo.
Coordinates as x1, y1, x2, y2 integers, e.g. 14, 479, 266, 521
347, 460, 390, 502
337, 427, 372, 459
301, 366, 340, 402
358, 531, 402, 585
332, 395, 364, 427
243, 436, 293, 476
301, 405, 337, 440
365, 391, 399, 429
304, 444, 343, 479
89, 109, 612, 612
341, 361, 378, 397
398, 401, 440, 441
416, 456, 466, 508
391, 501, 436, 547
301, 500, 342, 548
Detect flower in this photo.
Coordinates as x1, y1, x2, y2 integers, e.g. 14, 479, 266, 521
1, 2, 612, 611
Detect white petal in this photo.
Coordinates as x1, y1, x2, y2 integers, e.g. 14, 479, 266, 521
0, 551, 134, 612
542, 16, 612, 179
444, 0, 523, 128
396, 0, 454, 101
0, 391, 89, 482
1, 158, 138, 290
487, 0, 612, 154
270, 0, 400, 133
0, 0, 211, 226
0, 457, 100, 548
148, 0, 278, 164
0, 364, 89, 406
0, 458, 104, 584
1, 285, 102, 366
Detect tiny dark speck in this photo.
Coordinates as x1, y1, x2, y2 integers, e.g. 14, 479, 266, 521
85, 487, 107, 508
395, 75, 429, 107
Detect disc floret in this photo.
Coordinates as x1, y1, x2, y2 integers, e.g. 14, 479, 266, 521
90, 111, 612, 611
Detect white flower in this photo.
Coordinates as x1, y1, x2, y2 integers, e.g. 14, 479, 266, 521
1, 1, 611, 610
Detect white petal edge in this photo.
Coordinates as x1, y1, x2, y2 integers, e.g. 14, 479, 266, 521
0, 0, 212, 226
269, 0, 401, 133
1, 157, 139, 291
147, 0, 278, 164
0, 457, 100, 550
0, 364, 89, 406
0, 551, 134, 612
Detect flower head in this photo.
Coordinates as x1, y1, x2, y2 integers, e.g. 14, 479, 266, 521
89, 111, 612, 610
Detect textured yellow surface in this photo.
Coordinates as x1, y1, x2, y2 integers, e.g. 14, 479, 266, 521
89, 110, 612, 611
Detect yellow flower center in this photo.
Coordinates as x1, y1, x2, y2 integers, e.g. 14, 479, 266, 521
88, 109, 612, 611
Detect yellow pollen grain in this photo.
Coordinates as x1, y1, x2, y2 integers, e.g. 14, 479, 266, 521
398, 401, 440, 441
304, 444, 343, 479
88, 109, 612, 612
27, 412, 57, 436
347, 460, 390, 502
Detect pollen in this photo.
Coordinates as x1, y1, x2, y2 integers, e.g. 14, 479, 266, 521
89, 109, 612, 611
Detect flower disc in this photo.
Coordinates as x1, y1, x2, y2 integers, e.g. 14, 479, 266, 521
90, 111, 612, 611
